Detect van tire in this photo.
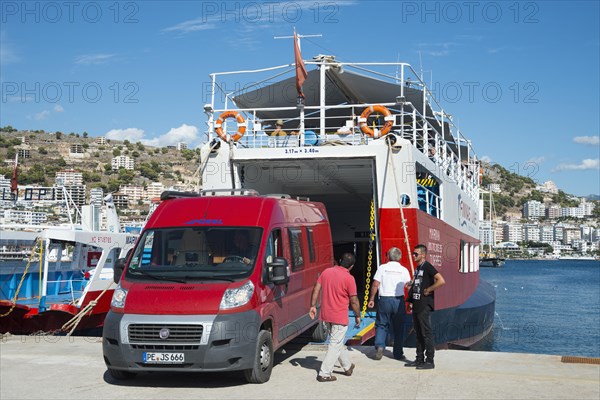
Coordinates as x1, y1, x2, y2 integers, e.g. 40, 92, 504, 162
108, 368, 136, 380
311, 321, 328, 342
244, 330, 273, 383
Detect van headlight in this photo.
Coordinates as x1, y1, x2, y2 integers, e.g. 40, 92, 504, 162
220, 281, 254, 310
111, 284, 128, 310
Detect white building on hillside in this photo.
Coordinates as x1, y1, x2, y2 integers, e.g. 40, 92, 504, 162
536, 180, 559, 194
112, 156, 134, 171
55, 169, 83, 186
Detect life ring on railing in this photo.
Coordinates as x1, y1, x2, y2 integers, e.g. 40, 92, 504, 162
359, 105, 393, 138
214, 111, 246, 142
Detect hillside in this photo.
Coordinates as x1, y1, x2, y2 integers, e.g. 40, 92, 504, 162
0, 128, 200, 193
480, 162, 596, 221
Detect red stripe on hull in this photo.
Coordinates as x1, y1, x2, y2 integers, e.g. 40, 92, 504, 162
0, 290, 113, 334
379, 208, 479, 310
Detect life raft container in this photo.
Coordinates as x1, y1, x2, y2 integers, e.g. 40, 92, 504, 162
214, 111, 246, 142
359, 105, 394, 137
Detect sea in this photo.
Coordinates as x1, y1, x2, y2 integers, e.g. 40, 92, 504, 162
480, 259, 600, 358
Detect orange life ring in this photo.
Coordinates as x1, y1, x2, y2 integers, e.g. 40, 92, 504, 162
214, 111, 246, 142
359, 105, 393, 138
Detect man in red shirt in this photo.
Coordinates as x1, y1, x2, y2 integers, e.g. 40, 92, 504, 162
309, 253, 361, 382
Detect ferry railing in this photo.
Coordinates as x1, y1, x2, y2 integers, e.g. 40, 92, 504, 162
208, 60, 480, 201
211, 101, 479, 201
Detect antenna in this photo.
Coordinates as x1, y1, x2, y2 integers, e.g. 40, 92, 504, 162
274, 28, 322, 50
418, 51, 424, 81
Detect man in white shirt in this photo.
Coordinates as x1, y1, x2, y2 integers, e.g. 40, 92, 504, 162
368, 247, 411, 361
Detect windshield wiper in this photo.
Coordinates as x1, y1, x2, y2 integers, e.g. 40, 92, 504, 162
181, 275, 235, 282
129, 269, 186, 284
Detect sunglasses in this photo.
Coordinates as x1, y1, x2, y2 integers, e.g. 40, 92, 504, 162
412, 252, 420, 257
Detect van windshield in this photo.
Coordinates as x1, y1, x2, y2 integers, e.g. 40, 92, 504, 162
126, 227, 262, 281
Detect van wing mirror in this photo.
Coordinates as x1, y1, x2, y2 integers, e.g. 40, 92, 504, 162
113, 257, 126, 284
269, 257, 289, 285
113, 248, 133, 284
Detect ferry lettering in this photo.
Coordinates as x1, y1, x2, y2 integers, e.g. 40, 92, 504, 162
429, 228, 441, 241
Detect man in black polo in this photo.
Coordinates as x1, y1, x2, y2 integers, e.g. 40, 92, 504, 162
405, 244, 445, 370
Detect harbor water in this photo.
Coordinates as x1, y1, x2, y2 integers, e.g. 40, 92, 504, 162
481, 259, 600, 358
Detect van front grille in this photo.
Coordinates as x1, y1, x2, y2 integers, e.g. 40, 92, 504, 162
128, 324, 203, 343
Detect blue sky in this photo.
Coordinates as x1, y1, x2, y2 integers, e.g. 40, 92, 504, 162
1, 1, 598, 197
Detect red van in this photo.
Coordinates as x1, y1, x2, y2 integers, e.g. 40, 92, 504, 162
102, 190, 332, 383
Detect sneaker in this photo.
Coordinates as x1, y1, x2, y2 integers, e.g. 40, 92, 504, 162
342, 363, 355, 376
317, 375, 337, 382
416, 362, 435, 370
404, 360, 424, 367
374, 348, 383, 360
394, 355, 408, 362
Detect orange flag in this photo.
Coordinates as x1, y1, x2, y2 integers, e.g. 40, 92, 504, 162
294, 32, 308, 98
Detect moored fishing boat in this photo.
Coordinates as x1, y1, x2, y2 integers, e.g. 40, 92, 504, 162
0, 195, 138, 335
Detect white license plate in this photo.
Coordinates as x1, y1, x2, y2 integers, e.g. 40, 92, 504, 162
143, 352, 185, 364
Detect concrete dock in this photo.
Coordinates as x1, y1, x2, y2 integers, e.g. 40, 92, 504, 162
1, 335, 598, 399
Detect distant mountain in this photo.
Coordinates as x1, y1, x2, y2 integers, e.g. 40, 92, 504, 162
585, 194, 600, 201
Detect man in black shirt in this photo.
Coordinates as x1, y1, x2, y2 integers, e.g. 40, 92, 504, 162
405, 244, 445, 369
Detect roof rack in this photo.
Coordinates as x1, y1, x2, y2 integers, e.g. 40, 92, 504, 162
266, 194, 311, 201
200, 188, 259, 197
160, 191, 200, 201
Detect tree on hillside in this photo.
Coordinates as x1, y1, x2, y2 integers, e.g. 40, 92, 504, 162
181, 149, 196, 161
83, 132, 89, 138
118, 168, 135, 184
20, 164, 46, 185
552, 190, 579, 207
1, 125, 17, 132
55, 132, 63, 139
107, 179, 120, 193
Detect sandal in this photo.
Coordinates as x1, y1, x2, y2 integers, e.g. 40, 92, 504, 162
316, 375, 337, 382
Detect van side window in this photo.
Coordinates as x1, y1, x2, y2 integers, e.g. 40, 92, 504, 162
288, 228, 304, 271
306, 227, 316, 263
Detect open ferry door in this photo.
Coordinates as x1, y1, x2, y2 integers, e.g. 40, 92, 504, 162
344, 173, 380, 345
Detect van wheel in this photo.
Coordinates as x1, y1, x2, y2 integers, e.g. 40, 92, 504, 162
244, 330, 273, 384
312, 321, 328, 342
108, 368, 136, 380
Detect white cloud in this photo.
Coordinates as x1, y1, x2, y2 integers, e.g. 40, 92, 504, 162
53, 104, 64, 112
525, 156, 546, 165
104, 124, 201, 148
143, 124, 200, 147
0, 30, 19, 64
480, 155, 493, 163
553, 159, 600, 172
573, 136, 600, 145
163, 1, 358, 35
105, 128, 146, 142
163, 18, 216, 34
417, 42, 458, 57
75, 54, 116, 65
34, 110, 50, 120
